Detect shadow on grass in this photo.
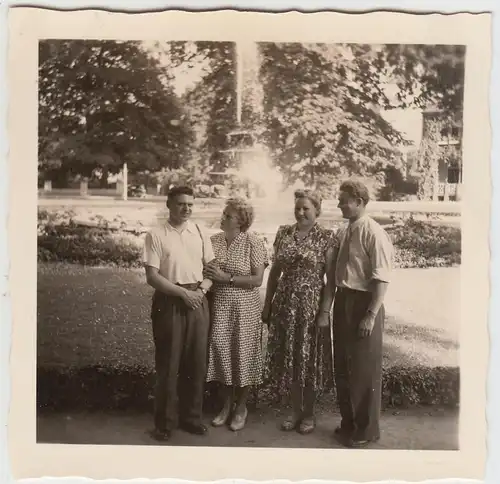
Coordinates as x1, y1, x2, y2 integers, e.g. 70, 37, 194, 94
384, 316, 458, 352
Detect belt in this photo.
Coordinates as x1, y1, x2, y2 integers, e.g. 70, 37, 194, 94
176, 282, 201, 290
337, 286, 367, 294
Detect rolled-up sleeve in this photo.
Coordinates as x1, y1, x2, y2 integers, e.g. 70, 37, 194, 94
369, 229, 393, 283
143, 231, 161, 269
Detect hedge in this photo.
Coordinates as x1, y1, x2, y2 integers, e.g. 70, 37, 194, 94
37, 364, 459, 412
38, 212, 461, 270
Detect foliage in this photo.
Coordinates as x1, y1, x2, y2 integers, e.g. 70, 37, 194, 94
39, 40, 466, 196
259, 43, 408, 186
381, 44, 466, 114
389, 217, 461, 268
379, 166, 419, 201
37, 363, 459, 411
171, 41, 465, 192
170, 42, 238, 171
382, 365, 459, 407
38, 210, 144, 267
39, 40, 194, 183
37, 210, 460, 270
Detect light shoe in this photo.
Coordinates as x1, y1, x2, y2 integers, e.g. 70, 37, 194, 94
229, 407, 248, 432
298, 417, 316, 434
280, 414, 301, 431
211, 404, 232, 427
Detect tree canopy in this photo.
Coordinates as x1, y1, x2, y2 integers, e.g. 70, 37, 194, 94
175, 41, 464, 188
39, 39, 465, 193
39, 40, 193, 183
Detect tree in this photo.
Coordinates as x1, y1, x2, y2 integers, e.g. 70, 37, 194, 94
259, 43, 408, 186
38, 40, 193, 184
174, 42, 238, 172
156, 41, 465, 195
381, 44, 466, 114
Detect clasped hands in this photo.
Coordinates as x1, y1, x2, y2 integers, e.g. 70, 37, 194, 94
203, 260, 229, 283
181, 261, 227, 311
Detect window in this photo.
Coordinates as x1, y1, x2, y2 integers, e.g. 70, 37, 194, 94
447, 166, 461, 184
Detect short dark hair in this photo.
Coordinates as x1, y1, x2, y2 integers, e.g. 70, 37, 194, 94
167, 185, 194, 202
339, 180, 370, 206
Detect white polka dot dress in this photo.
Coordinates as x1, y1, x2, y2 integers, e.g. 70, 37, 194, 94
206, 231, 269, 387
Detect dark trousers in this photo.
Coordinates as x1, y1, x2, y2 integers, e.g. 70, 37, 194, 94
333, 287, 384, 442
151, 287, 210, 432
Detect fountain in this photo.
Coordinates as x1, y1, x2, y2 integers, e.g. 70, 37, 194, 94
208, 41, 283, 200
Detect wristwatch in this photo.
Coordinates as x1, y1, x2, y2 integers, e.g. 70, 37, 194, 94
198, 285, 208, 295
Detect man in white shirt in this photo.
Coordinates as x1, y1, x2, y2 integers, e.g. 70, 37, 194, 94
143, 186, 215, 442
331, 179, 394, 448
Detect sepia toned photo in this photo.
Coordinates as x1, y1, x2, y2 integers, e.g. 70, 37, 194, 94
7, 8, 491, 482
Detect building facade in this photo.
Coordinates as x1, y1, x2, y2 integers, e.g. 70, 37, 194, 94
419, 109, 463, 202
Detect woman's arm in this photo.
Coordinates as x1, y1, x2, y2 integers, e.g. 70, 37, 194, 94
216, 265, 266, 289
318, 246, 338, 314
262, 261, 282, 312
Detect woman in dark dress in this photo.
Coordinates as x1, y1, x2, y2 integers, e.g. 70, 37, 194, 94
262, 189, 336, 434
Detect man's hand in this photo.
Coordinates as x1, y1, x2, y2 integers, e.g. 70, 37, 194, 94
316, 311, 330, 328
182, 289, 204, 310
358, 312, 376, 338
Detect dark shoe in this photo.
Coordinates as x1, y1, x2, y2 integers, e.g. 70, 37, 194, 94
346, 439, 370, 448
180, 421, 208, 435
334, 426, 352, 437
149, 428, 172, 442
346, 436, 380, 448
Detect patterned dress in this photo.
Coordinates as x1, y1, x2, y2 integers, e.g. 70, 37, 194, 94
206, 231, 269, 387
268, 223, 334, 395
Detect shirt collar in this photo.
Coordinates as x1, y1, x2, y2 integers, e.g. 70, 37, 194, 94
348, 214, 368, 230
166, 220, 197, 234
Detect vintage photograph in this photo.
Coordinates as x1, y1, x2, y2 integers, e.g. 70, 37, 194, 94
36, 37, 463, 449
7, 8, 491, 482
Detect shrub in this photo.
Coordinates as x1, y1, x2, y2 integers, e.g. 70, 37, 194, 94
37, 364, 459, 412
37, 211, 461, 269
388, 217, 461, 268
38, 224, 144, 267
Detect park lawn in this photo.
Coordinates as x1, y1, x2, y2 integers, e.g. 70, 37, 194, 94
37, 262, 459, 371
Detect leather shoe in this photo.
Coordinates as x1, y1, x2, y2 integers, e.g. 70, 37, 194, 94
149, 428, 172, 442
180, 422, 208, 435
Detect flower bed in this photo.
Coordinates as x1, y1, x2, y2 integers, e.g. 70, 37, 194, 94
37, 209, 461, 269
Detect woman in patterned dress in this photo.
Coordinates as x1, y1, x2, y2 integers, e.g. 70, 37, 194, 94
262, 189, 336, 434
203, 198, 269, 431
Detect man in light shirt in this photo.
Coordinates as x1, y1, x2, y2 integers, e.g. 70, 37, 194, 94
143, 185, 215, 442
331, 179, 394, 448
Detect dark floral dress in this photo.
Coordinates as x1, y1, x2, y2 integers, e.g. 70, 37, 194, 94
267, 223, 335, 396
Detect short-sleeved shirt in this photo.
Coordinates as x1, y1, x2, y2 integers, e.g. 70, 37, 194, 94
143, 221, 215, 284
333, 215, 394, 292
